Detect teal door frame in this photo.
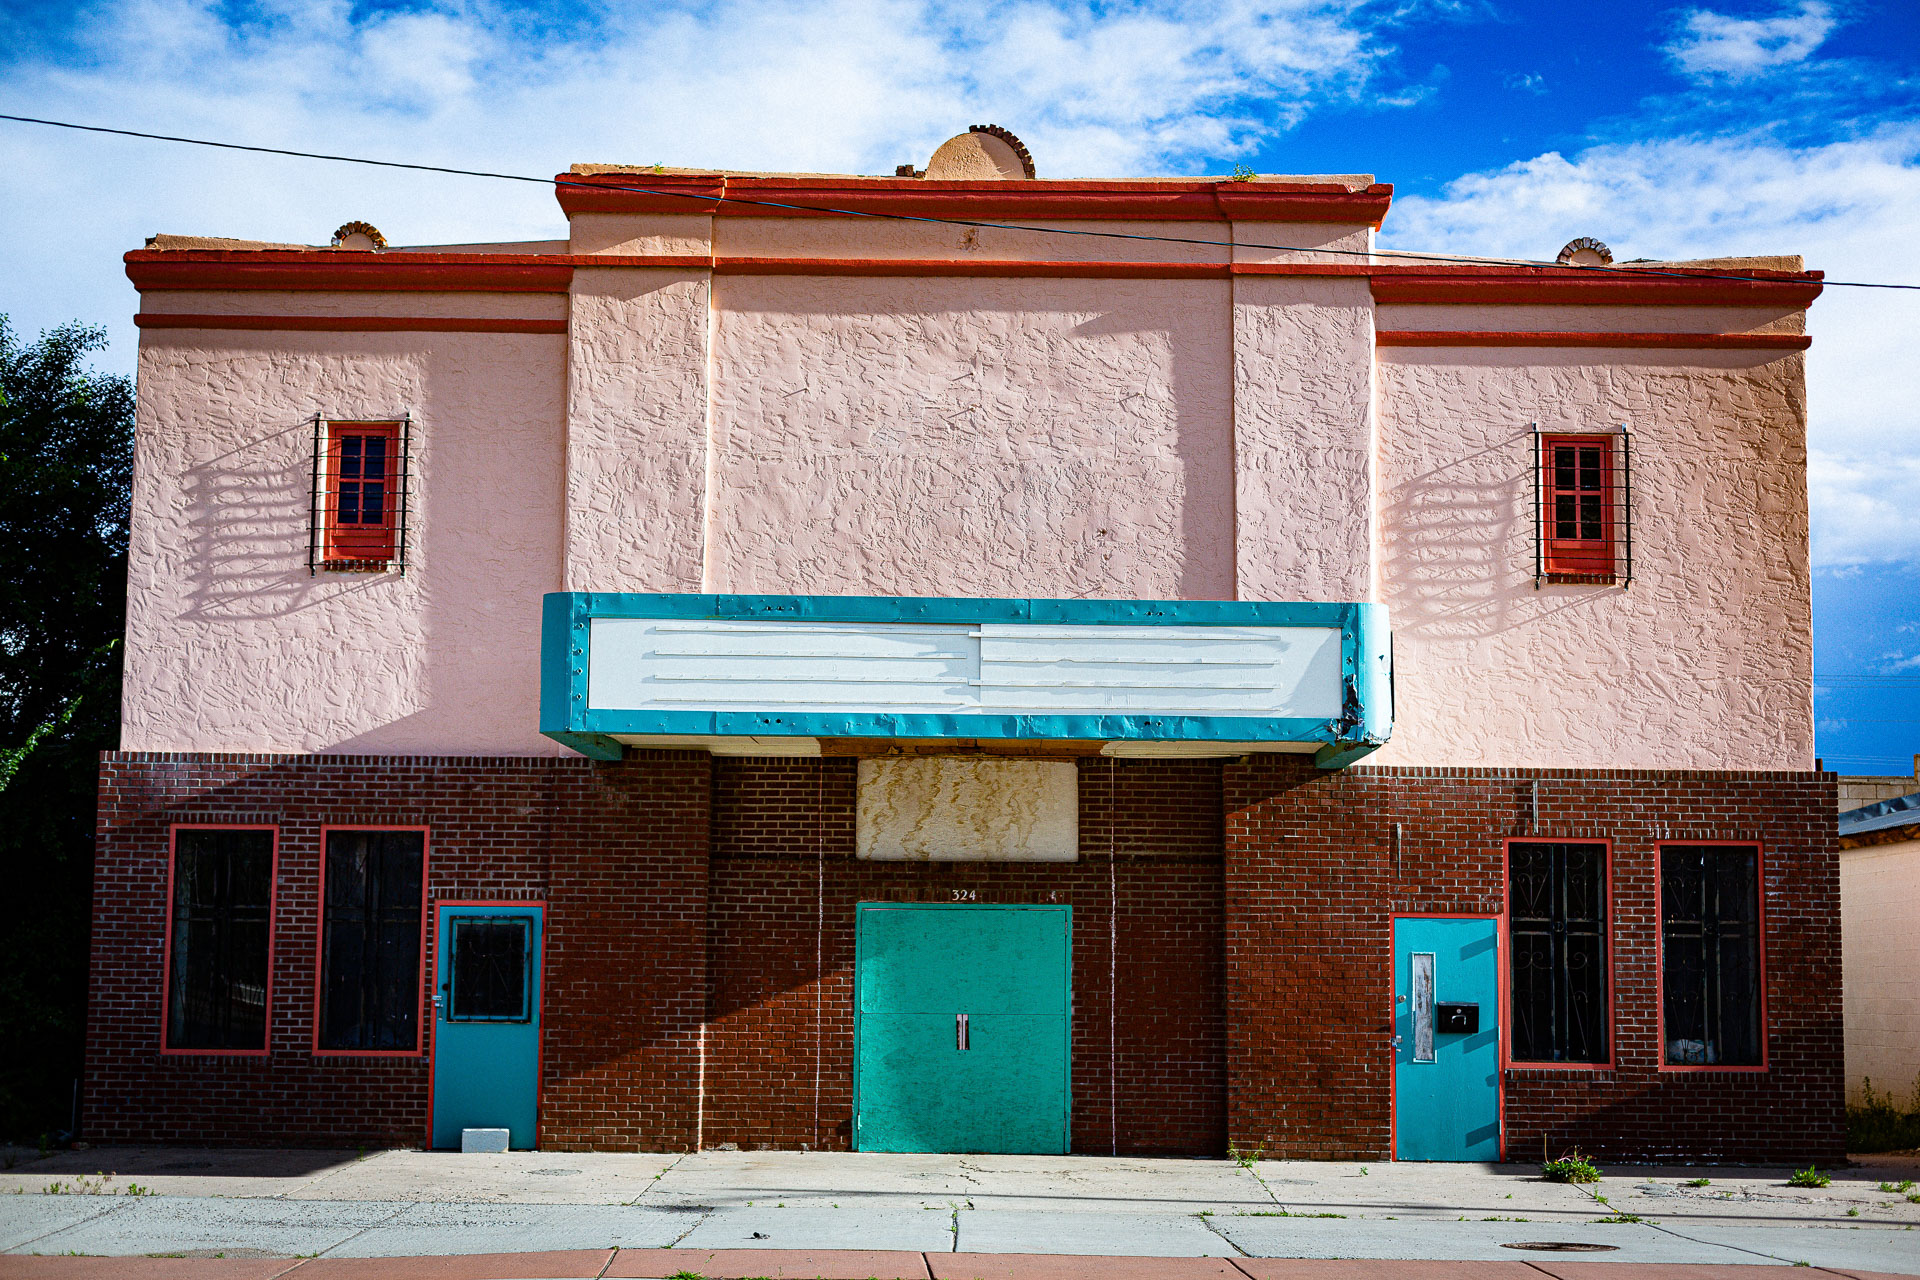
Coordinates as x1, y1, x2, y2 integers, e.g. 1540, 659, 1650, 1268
429, 899, 545, 1150
1391, 913, 1503, 1162
853, 902, 1072, 1154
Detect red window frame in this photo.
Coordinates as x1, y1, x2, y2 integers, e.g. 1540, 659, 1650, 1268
1655, 841, 1770, 1073
311, 825, 432, 1058
1500, 838, 1616, 1071
160, 823, 279, 1058
324, 420, 401, 564
1541, 434, 1615, 579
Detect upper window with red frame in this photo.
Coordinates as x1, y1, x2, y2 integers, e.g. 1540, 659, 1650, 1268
1541, 434, 1616, 580
323, 420, 402, 569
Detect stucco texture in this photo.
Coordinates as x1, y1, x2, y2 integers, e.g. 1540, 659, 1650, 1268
704, 274, 1235, 599
1371, 347, 1813, 770
1232, 276, 1376, 602
564, 268, 711, 592
1840, 838, 1920, 1103
123, 329, 566, 754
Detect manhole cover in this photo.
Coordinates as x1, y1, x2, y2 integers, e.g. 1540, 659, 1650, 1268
529, 1168, 582, 1176
1502, 1242, 1621, 1253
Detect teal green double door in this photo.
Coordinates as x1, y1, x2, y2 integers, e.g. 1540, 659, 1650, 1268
854, 903, 1071, 1154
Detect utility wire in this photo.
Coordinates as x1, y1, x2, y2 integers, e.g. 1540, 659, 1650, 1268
6, 111, 1919, 292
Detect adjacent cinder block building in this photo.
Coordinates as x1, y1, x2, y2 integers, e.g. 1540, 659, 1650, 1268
87, 127, 1839, 1160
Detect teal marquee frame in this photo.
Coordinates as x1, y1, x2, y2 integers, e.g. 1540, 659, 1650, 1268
540, 592, 1392, 768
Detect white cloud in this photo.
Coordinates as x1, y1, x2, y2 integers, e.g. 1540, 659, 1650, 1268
0, 0, 1404, 371
1386, 126, 1920, 566
1665, 1, 1836, 81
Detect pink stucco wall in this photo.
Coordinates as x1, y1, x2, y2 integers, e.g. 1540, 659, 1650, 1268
1370, 346, 1814, 770
122, 195, 1817, 769
123, 323, 567, 755
704, 273, 1236, 599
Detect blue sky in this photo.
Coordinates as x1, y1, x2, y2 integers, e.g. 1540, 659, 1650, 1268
2, 0, 1916, 777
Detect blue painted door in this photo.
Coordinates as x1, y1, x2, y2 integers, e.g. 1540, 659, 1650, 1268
431, 903, 543, 1149
855, 903, 1071, 1154
1393, 916, 1500, 1161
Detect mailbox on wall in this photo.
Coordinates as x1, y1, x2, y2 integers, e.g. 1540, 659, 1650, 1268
1436, 1003, 1479, 1034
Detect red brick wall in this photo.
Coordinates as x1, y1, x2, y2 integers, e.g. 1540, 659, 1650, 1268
87, 753, 565, 1147
1223, 756, 1844, 1163
88, 751, 1839, 1161
702, 757, 1226, 1157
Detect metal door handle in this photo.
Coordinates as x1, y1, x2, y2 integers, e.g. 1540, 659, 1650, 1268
956, 1013, 969, 1051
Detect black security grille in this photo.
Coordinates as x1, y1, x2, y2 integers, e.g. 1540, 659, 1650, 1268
308, 413, 413, 575
1508, 841, 1609, 1063
1661, 845, 1762, 1066
448, 916, 533, 1023
167, 829, 274, 1051
319, 830, 425, 1051
1532, 426, 1633, 588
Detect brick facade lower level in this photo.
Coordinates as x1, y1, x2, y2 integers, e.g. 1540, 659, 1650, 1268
85, 751, 1842, 1161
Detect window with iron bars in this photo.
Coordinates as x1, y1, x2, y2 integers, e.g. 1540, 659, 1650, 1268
310, 415, 412, 574
1660, 844, 1764, 1068
1507, 841, 1610, 1064
1533, 428, 1632, 587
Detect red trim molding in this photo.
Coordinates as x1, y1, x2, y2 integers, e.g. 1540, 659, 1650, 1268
126, 253, 575, 293
553, 172, 1396, 226
135, 313, 566, 334
1377, 329, 1810, 350
1371, 265, 1822, 308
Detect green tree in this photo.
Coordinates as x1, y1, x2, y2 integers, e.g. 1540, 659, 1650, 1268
0, 317, 133, 1140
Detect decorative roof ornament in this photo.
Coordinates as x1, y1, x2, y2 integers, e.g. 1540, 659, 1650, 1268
968, 125, 1036, 179
331, 221, 388, 251
1557, 237, 1613, 267
925, 126, 1036, 180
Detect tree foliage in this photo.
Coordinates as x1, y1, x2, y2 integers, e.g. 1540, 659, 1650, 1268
0, 317, 133, 1140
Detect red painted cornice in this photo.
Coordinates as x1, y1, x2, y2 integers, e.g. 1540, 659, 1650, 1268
134, 313, 566, 334
1369, 264, 1823, 308
125, 251, 575, 293
1376, 330, 1810, 350
552, 172, 1396, 226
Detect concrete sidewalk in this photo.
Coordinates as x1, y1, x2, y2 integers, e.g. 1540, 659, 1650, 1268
2, 1149, 1917, 1274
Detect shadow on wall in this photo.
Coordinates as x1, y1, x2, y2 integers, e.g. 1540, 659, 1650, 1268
180, 414, 397, 624
1382, 424, 1616, 643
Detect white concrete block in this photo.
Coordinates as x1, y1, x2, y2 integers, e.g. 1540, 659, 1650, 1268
460, 1128, 510, 1153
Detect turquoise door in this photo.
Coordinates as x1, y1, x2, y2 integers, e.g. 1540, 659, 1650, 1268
855, 903, 1071, 1154
1393, 916, 1501, 1161
431, 903, 543, 1150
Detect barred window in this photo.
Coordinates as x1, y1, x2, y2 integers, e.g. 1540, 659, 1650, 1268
447, 916, 534, 1023
1534, 430, 1631, 586
311, 416, 410, 573
166, 827, 275, 1052
1661, 844, 1763, 1067
1507, 841, 1609, 1063
318, 829, 426, 1052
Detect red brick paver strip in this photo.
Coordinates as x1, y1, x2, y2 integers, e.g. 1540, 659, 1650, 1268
1231, 1264, 1542, 1280
605, 1248, 933, 1279
928, 1255, 1243, 1280
286, 1250, 616, 1279
0, 1260, 294, 1280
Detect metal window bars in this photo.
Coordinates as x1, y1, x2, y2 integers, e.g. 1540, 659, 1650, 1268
308, 412, 414, 576
1532, 423, 1633, 590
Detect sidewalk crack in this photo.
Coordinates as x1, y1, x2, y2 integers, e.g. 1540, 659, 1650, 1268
666, 1208, 709, 1247
1199, 1211, 1249, 1257
1, 1198, 133, 1253
628, 1152, 689, 1205
1571, 1181, 1814, 1268
302, 1198, 418, 1260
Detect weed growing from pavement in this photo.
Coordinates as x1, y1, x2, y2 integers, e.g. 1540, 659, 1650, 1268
1686, 1177, 1712, 1187
1848, 1208, 1860, 1216
1788, 1166, 1832, 1188
1878, 1179, 1916, 1194
1594, 1213, 1644, 1224
666, 1272, 705, 1280
1230, 1146, 1264, 1169
1542, 1152, 1600, 1184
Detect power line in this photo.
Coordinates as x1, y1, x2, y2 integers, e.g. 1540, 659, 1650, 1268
5, 112, 1919, 292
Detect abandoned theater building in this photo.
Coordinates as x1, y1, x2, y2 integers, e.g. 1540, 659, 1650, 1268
88, 128, 1840, 1161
